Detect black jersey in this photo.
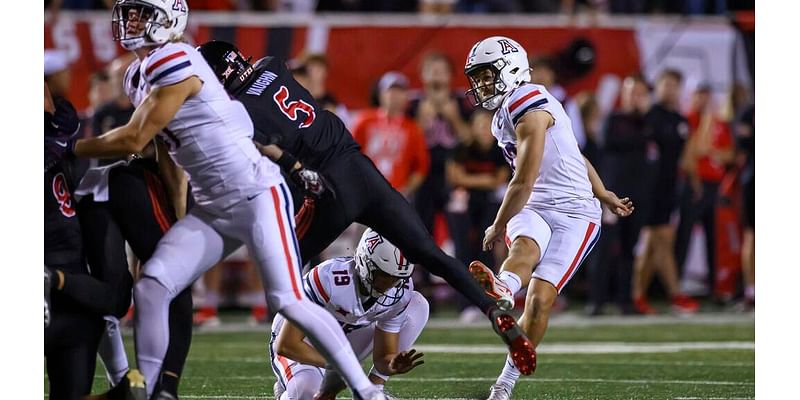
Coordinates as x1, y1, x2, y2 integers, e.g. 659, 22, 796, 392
45, 161, 83, 266
644, 103, 690, 189
232, 56, 360, 170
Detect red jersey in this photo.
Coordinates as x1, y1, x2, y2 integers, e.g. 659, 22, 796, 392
687, 111, 733, 182
352, 109, 430, 192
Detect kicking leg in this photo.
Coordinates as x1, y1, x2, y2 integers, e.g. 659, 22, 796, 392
240, 183, 380, 398
134, 211, 236, 397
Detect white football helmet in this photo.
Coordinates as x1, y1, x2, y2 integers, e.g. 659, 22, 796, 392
112, 0, 189, 51
464, 36, 531, 110
354, 229, 414, 306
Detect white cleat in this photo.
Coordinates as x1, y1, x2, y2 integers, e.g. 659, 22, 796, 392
469, 261, 515, 311
487, 383, 513, 400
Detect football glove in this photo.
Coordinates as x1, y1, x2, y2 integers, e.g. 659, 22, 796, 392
290, 167, 336, 200
44, 131, 79, 172
49, 96, 81, 137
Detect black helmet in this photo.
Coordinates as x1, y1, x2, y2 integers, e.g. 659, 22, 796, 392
197, 40, 254, 93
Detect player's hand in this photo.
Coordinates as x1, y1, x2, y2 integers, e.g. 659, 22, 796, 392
598, 190, 634, 217
44, 131, 79, 172
290, 167, 336, 200
50, 96, 81, 136
389, 349, 424, 375
483, 223, 507, 251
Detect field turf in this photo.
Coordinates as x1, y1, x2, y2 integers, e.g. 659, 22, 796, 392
46, 313, 754, 399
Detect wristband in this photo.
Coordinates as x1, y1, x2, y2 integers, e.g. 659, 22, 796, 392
276, 151, 300, 174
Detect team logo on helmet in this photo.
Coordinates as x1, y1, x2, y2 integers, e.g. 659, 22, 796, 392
498, 39, 519, 55
364, 233, 384, 254
172, 0, 186, 12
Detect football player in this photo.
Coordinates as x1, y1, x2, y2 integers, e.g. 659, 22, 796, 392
270, 229, 428, 399
197, 41, 536, 375
45, 1, 387, 399
463, 36, 634, 399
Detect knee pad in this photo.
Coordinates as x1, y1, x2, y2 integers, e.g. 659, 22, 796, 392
140, 258, 177, 296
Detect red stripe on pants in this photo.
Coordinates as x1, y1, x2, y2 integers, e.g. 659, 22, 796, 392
556, 222, 596, 291
270, 187, 302, 300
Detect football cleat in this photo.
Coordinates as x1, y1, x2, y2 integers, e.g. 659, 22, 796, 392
671, 294, 700, 314
487, 383, 513, 400
152, 391, 177, 400
83, 369, 146, 400
193, 306, 221, 328
469, 261, 514, 311
633, 296, 657, 315
488, 309, 536, 375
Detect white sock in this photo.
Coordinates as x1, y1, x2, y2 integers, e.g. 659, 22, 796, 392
134, 276, 173, 397
498, 271, 523, 295
98, 316, 129, 386
496, 354, 521, 389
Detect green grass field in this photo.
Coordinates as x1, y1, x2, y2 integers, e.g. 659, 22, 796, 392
46, 313, 754, 399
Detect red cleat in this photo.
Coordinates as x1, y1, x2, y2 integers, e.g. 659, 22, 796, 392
489, 309, 537, 375
633, 296, 657, 315
671, 294, 700, 314
469, 261, 514, 311
193, 306, 220, 327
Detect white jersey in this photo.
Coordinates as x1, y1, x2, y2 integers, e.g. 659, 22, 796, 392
493, 83, 600, 222
301, 257, 415, 334
124, 42, 282, 212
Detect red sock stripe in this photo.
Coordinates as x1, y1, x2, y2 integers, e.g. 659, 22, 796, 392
144, 173, 172, 233
556, 222, 597, 291
271, 187, 302, 300
277, 355, 294, 381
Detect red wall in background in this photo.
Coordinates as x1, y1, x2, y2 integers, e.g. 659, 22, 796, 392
45, 19, 641, 111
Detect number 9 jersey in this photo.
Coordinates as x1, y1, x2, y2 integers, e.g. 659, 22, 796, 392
123, 42, 283, 212
492, 83, 600, 222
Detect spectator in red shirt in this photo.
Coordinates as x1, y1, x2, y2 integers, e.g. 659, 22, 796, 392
352, 71, 430, 198
675, 84, 735, 298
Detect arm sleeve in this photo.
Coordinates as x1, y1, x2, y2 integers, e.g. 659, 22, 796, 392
142, 46, 194, 89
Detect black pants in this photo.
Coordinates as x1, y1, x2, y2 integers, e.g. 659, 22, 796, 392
45, 268, 105, 400
586, 212, 642, 311
675, 180, 720, 293
298, 153, 495, 312
446, 195, 500, 311
77, 159, 193, 393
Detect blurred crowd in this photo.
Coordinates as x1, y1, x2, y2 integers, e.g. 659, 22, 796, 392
46, 24, 754, 325
47, 0, 754, 15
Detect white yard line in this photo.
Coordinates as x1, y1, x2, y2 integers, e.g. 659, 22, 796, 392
210, 340, 754, 354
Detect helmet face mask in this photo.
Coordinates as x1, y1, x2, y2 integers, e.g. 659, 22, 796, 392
111, 0, 188, 51
353, 229, 414, 308
356, 254, 408, 307
466, 63, 507, 110
464, 36, 531, 110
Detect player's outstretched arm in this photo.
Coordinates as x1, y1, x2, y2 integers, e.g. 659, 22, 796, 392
274, 320, 328, 368
583, 156, 634, 217
373, 328, 425, 377
74, 77, 202, 159
483, 111, 550, 251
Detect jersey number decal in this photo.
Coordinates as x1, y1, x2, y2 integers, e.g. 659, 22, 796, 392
332, 270, 351, 286
52, 172, 76, 218
273, 86, 316, 129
